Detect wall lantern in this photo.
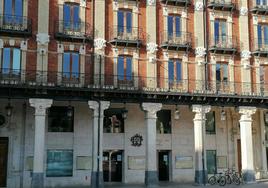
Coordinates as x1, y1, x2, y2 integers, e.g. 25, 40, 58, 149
265, 111, 268, 124
122, 102, 128, 119
220, 107, 226, 121
174, 105, 180, 120
5, 100, 13, 117
67, 101, 73, 118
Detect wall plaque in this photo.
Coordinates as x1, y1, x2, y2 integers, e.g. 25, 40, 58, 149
130, 134, 143, 147
175, 156, 193, 169
128, 156, 145, 170
217, 156, 227, 169
76, 156, 92, 170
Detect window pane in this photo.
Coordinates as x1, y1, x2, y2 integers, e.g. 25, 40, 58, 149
117, 56, 124, 80
264, 25, 268, 45
63, 4, 71, 28
175, 16, 181, 37
4, 0, 12, 15
48, 106, 74, 132
46, 150, 73, 177
206, 112, 216, 134
126, 57, 132, 80
223, 64, 228, 81
15, 0, 23, 17
214, 20, 219, 43
73, 5, 80, 30
221, 21, 226, 43
103, 109, 125, 133
216, 63, 221, 82
168, 60, 174, 82
126, 12, 132, 33
156, 110, 171, 134
2, 48, 11, 72
257, 0, 260, 5
176, 61, 182, 81
206, 150, 217, 174
258, 25, 263, 47
12, 49, 21, 73
168, 16, 173, 37
63, 53, 71, 77
117, 11, 124, 33
72, 53, 79, 78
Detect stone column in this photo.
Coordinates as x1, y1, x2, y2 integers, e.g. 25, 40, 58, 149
29, 99, 53, 188
88, 101, 110, 188
238, 106, 257, 183
192, 105, 211, 185
142, 103, 162, 187
260, 110, 268, 176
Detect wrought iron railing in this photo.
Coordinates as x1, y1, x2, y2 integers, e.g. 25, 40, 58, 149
108, 26, 147, 44
160, 0, 191, 6
252, 38, 268, 53
54, 20, 93, 40
0, 14, 32, 35
207, 0, 235, 9
160, 31, 192, 49
251, 1, 268, 14
209, 35, 238, 50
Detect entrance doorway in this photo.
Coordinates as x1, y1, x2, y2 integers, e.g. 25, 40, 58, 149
237, 139, 242, 174
103, 150, 123, 182
158, 151, 170, 181
0, 137, 8, 187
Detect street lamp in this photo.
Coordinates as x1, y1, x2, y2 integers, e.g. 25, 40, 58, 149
174, 105, 180, 120
5, 100, 13, 117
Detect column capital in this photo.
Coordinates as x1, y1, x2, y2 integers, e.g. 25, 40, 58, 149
29, 98, 53, 116
238, 106, 256, 121
88, 101, 99, 117
100, 101, 110, 111
142, 103, 162, 119
192, 105, 211, 114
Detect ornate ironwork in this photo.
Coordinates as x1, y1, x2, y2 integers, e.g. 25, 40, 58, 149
130, 134, 143, 147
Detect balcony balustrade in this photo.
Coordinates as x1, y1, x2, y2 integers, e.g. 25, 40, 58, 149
160, 31, 192, 51
252, 39, 268, 56
0, 69, 267, 98
207, 0, 235, 11
251, 2, 268, 15
54, 20, 93, 42
0, 14, 32, 36
108, 26, 147, 48
160, 0, 191, 7
209, 35, 238, 54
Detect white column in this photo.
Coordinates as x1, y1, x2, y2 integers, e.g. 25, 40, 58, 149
29, 98, 53, 188
142, 102, 162, 186
239, 106, 257, 183
192, 105, 211, 185
88, 101, 110, 187
260, 110, 268, 176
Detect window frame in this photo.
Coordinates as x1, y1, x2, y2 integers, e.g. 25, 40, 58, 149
62, 52, 80, 79
205, 111, 216, 134
258, 24, 268, 47
257, 0, 268, 6
168, 59, 182, 83
216, 62, 228, 82
1, 47, 21, 74
167, 14, 181, 37
156, 110, 172, 134
206, 150, 217, 174
117, 55, 133, 81
117, 9, 133, 34
63, 2, 80, 30
103, 108, 125, 133
214, 19, 227, 44
3, 0, 23, 16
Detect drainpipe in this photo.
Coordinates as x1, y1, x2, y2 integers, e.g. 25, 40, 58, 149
97, 100, 101, 188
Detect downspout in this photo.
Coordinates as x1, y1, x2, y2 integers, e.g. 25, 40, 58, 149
97, 100, 101, 188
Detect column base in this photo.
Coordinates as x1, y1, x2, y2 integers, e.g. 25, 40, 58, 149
195, 170, 208, 185
91, 171, 104, 188
145, 171, 158, 187
31, 173, 44, 188
242, 170, 256, 184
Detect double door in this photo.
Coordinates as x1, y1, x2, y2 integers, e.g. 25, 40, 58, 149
0, 137, 8, 187
103, 150, 123, 182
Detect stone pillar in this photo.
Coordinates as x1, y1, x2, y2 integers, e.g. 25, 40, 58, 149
88, 101, 110, 188
192, 105, 211, 185
260, 110, 268, 176
142, 103, 162, 187
238, 106, 257, 183
29, 99, 53, 188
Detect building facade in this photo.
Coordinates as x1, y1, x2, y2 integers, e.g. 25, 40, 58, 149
0, 0, 268, 188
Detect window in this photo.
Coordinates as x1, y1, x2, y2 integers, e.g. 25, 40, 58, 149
63, 3, 80, 31
156, 110, 171, 134
63, 52, 79, 82
257, 24, 268, 48
206, 112, 216, 134
206, 150, 217, 174
168, 59, 182, 83
117, 10, 132, 34
103, 109, 125, 133
168, 15, 181, 38
3, 0, 23, 24
48, 106, 74, 132
117, 56, 132, 81
46, 150, 73, 177
214, 19, 227, 44
216, 63, 228, 82
257, 0, 267, 5
1, 48, 21, 75
264, 112, 268, 141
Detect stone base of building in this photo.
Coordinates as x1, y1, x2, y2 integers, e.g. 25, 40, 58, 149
31, 173, 44, 188
243, 170, 256, 184
195, 170, 208, 185
91, 171, 104, 188
145, 171, 158, 187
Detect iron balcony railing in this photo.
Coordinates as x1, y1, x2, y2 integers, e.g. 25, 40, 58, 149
0, 14, 32, 36
251, 1, 268, 15
160, 31, 192, 51
209, 35, 238, 53
207, 0, 235, 11
1, 69, 268, 97
252, 38, 268, 56
160, 0, 191, 6
108, 26, 147, 47
54, 20, 93, 41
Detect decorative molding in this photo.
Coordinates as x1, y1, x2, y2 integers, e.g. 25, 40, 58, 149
238, 106, 256, 121
253, 16, 258, 25
227, 16, 232, 23
133, 5, 139, 14
0, 39, 3, 48
100, 101, 110, 117
163, 52, 169, 60
9, 39, 15, 46
133, 52, 139, 59
148, 55, 156, 63
112, 48, 118, 57
94, 38, 106, 50
240, 7, 248, 16
29, 98, 53, 116
228, 58, 234, 66
79, 45, 86, 55
181, 11, 187, 19
130, 134, 143, 147
147, 0, 155, 6
241, 50, 251, 61
36, 33, 50, 46
113, 1, 118, 11
80, 0, 86, 7
20, 41, 28, 51
242, 60, 250, 69
195, 47, 206, 58
146, 42, 158, 54
210, 12, 215, 21
88, 101, 99, 117
195, 2, 204, 11
57, 44, 64, 54
142, 103, 162, 119
69, 44, 75, 51
163, 7, 168, 16
192, 105, 211, 120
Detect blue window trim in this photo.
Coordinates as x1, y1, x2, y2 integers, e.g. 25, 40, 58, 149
117, 56, 133, 81
63, 52, 80, 78
2, 48, 21, 74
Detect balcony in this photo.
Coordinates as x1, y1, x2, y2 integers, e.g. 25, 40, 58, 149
207, 0, 235, 12
54, 21, 93, 42
160, 0, 191, 7
160, 31, 192, 51
252, 39, 268, 57
108, 26, 147, 48
0, 14, 32, 37
251, 2, 268, 15
208, 35, 237, 54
